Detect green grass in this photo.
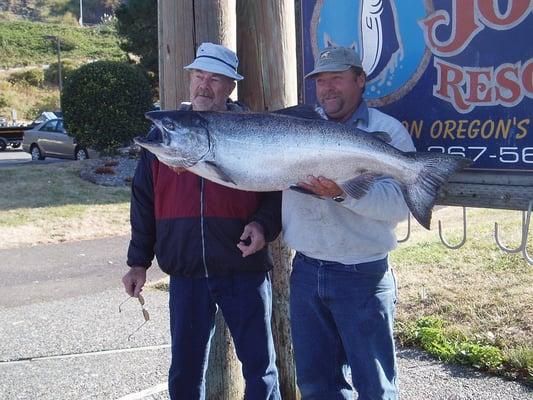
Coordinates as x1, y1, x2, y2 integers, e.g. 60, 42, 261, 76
0, 161, 129, 209
0, 20, 125, 69
392, 207, 533, 385
398, 316, 504, 369
0, 161, 131, 248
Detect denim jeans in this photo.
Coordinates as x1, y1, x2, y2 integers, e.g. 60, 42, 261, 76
168, 271, 281, 400
290, 253, 397, 400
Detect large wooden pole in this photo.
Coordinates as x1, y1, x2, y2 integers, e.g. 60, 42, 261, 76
157, 1, 244, 399
237, 1, 299, 399
237, 1, 297, 111
158, 0, 236, 109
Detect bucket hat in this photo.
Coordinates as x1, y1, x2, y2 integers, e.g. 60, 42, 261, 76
184, 42, 243, 81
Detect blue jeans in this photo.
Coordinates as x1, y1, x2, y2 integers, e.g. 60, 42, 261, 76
290, 253, 397, 400
168, 271, 280, 400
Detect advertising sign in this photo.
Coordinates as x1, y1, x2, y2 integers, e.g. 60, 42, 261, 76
302, 0, 533, 173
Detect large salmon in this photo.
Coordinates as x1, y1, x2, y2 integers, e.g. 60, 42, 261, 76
135, 106, 471, 229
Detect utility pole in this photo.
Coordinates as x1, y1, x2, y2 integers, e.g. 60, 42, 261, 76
237, 2, 299, 398
158, 0, 236, 110
79, 0, 83, 26
45, 35, 62, 110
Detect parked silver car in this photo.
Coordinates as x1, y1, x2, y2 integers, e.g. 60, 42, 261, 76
22, 118, 94, 160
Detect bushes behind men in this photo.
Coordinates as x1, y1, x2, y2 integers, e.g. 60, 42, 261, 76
61, 60, 153, 153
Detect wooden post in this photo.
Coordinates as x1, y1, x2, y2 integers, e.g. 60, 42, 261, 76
157, 1, 244, 399
158, 0, 236, 110
237, 1, 299, 399
237, 1, 297, 111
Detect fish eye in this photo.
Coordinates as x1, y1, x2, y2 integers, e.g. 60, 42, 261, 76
162, 118, 176, 131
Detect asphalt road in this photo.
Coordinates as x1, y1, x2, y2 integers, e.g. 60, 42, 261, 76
0, 236, 171, 400
0, 147, 66, 167
0, 236, 531, 399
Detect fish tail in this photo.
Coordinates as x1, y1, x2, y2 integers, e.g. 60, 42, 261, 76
401, 153, 472, 229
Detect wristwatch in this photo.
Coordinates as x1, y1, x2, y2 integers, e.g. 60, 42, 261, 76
332, 192, 346, 202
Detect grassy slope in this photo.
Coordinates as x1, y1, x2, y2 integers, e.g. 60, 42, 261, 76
0, 78, 60, 121
391, 207, 533, 383
0, 19, 126, 120
0, 20, 125, 69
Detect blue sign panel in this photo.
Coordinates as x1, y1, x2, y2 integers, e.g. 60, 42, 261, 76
302, 0, 533, 172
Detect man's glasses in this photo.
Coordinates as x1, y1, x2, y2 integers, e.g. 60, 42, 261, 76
119, 294, 150, 340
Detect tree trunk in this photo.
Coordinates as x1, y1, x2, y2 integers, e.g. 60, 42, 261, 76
237, 1, 299, 398
157, 1, 244, 399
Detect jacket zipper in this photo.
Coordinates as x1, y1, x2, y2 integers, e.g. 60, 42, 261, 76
200, 177, 209, 277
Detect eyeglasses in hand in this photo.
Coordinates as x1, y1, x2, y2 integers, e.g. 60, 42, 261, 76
119, 293, 150, 340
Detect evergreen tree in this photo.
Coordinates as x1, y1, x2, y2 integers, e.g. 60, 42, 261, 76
115, 0, 158, 78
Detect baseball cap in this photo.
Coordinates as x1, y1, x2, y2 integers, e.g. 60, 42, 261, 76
184, 42, 244, 81
305, 46, 362, 79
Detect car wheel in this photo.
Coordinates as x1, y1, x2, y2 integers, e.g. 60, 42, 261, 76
0, 139, 6, 152
30, 144, 45, 160
75, 147, 89, 160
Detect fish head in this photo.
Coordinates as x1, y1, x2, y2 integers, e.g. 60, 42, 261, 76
136, 110, 211, 168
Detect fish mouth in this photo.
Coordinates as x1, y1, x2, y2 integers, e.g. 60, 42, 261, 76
133, 127, 172, 149
134, 135, 164, 150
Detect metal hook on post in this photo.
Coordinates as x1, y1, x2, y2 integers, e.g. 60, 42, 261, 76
494, 212, 527, 254
438, 206, 467, 249
494, 200, 533, 265
521, 200, 533, 265
397, 213, 411, 243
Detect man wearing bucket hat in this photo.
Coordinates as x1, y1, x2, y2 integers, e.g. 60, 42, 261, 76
283, 46, 415, 399
123, 42, 281, 399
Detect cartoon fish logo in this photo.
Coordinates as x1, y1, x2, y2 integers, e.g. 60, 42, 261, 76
311, 0, 431, 105
359, 0, 401, 81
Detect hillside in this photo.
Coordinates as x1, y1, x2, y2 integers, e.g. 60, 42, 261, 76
0, 19, 127, 120
0, 20, 125, 69
0, 0, 121, 25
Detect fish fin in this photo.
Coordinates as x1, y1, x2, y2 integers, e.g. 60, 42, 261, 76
371, 131, 392, 143
340, 173, 379, 199
402, 153, 472, 230
289, 185, 322, 199
203, 161, 236, 184
273, 105, 323, 120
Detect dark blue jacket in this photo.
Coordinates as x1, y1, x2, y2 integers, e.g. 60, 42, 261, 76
126, 121, 281, 278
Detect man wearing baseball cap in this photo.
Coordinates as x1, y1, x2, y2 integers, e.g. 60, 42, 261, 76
283, 46, 415, 399
124, 42, 281, 399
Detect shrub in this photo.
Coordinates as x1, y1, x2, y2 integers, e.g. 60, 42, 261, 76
44, 60, 80, 86
505, 346, 533, 383
398, 316, 505, 371
28, 95, 60, 117
61, 61, 152, 153
7, 69, 44, 87
0, 94, 8, 109
47, 12, 80, 27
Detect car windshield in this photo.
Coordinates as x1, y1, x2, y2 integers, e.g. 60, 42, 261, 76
33, 112, 61, 125
40, 120, 59, 132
